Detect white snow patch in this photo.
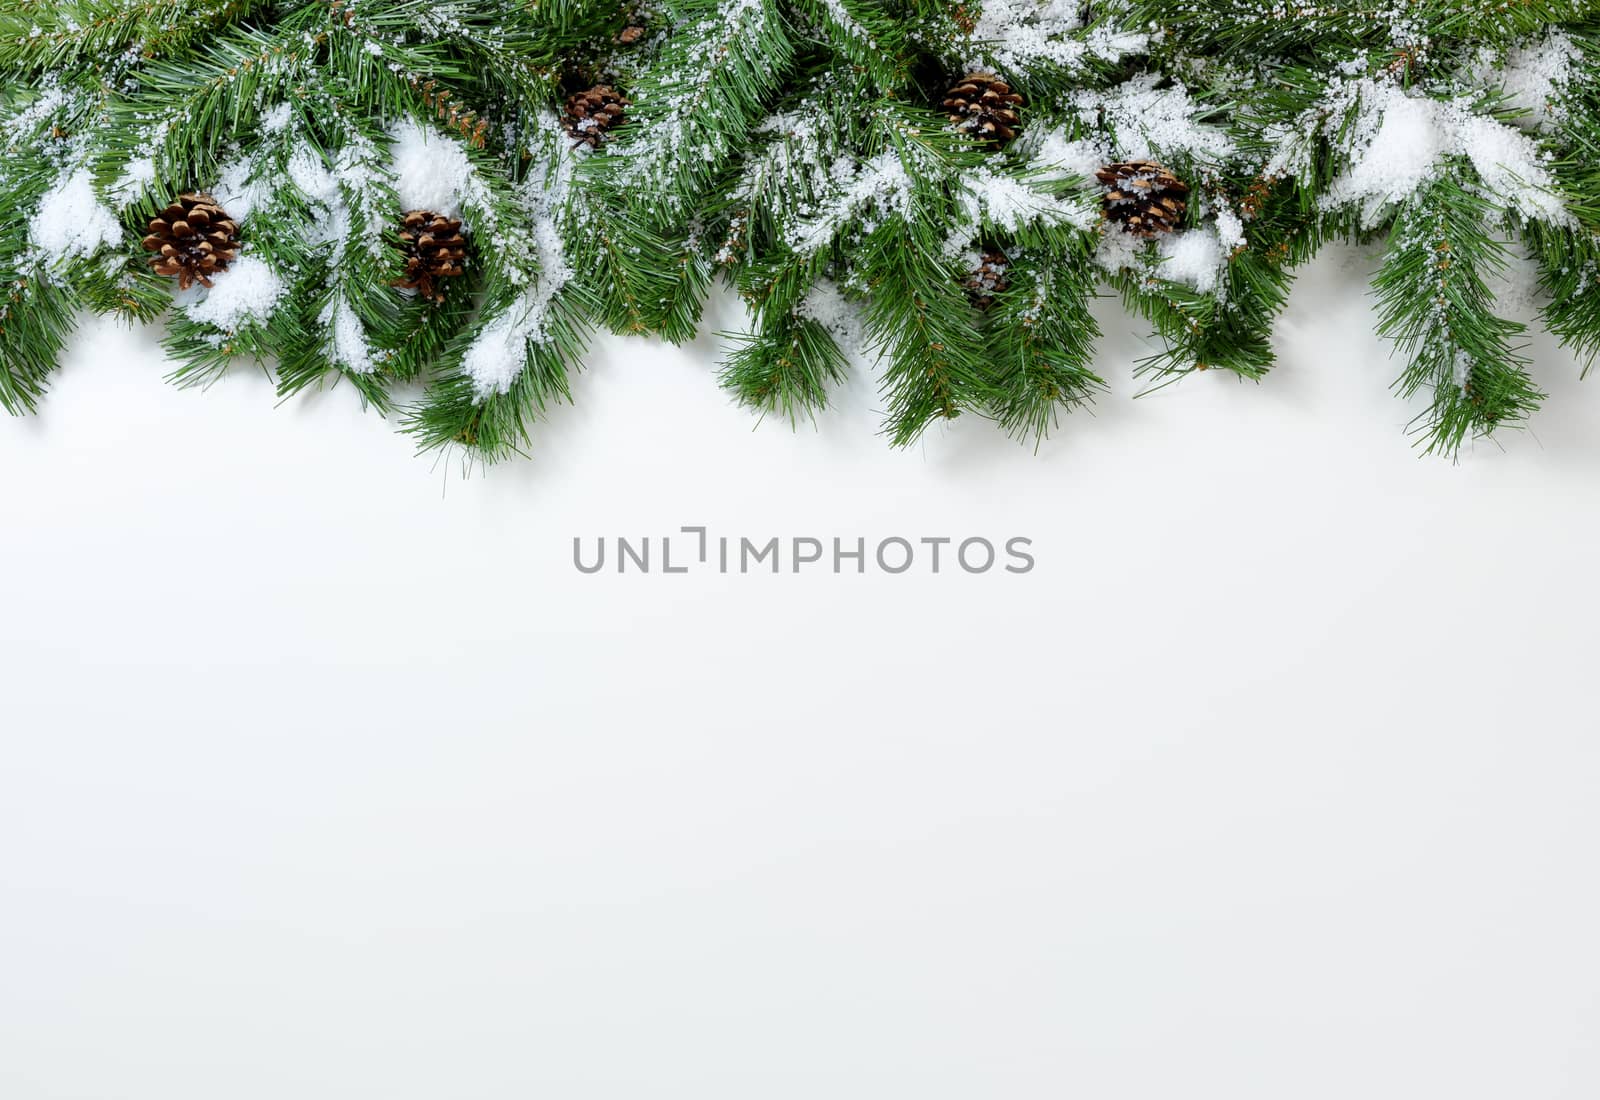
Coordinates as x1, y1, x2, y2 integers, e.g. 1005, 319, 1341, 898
796, 280, 865, 357
389, 118, 476, 218
1214, 207, 1245, 253
108, 155, 156, 205
1093, 222, 1147, 277
461, 122, 575, 399
1321, 86, 1444, 219
182, 255, 285, 331
212, 154, 271, 223
1317, 80, 1572, 227
259, 103, 294, 134
334, 137, 388, 260
31, 169, 122, 267
1094, 219, 1232, 296
960, 166, 1098, 234
319, 297, 376, 374
460, 311, 533, 398
1157, 224, 1226, 295
788, 151, 915, 255
1074, 75, 1235, 164
1470, 31, 1579, 129
1030, 129, 1109, 184
966, 0, 1145, 71
1458, 113, 1569, 223
287, 144, 340, 207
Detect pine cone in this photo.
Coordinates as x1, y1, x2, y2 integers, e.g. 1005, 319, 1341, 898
943, 73, 1023, 147
962, 249, 1009, 309
1096, 160, 1190, 238
395, 210, 467, 303
562, 85, 629, 149
141, 193, 239, 291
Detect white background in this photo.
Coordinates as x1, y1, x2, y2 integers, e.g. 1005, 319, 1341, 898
3, 249, 1598, 1098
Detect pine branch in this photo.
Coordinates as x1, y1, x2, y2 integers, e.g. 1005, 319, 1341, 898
576, 0, 798, 335
403, 285, 592, 459
985, 247, 1105, 439
4, 0, 1600, 462
0, 0, 267, 74
1131, 179, 1314, 383
790, 0, 908, 92
596, 0, 794, 208
720, 249, 841, 416
121, 25, 316, 183
1373, 173, 1540, 455
1527, 221, 1600, 377
721, 311, 849, 420
863, 218, 994, 445
0, 276, 75, 415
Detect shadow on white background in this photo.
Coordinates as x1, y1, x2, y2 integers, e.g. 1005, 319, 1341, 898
1, 248, 1597, 1098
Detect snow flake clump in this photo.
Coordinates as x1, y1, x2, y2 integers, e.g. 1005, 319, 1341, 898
182, 255, 286, 332
1470, 31, 1579, 130
31, 169, 122, 268
461, 307, 544, 398
958, 166, 1098, 236
212, 153, 271, 223
287, 144, 341, 208
108, 155, 156, 205
1316, 80, 1572, 228
967, 0, 1145, 71
788, 152, 915, 255
1322, 84, 1443, 216
1213, 207, 1246, 254
259, 103, 294, 135
1157, 224, 1226, 295
1030, 129, 1110, 185
460, 121, 576, 399
389, 119, 477, 219
1094, 211, 1237, 296
320, 297, 376, 374
796, 280, 865, 357
1093, 221, 1146, 277
1456, 113, 1569, 222
1074, 76, 1236, 164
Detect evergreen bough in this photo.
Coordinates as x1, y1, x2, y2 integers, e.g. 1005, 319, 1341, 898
3, 0, 1599, 462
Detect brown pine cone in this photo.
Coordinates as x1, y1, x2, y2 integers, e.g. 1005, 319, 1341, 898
141, 193, 239, 291
395, 210, 467, 303
1096, 160, 1191, 238
562, 85, 629, 149
943, 73, 1023, 147
962, 249, 1010, 310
